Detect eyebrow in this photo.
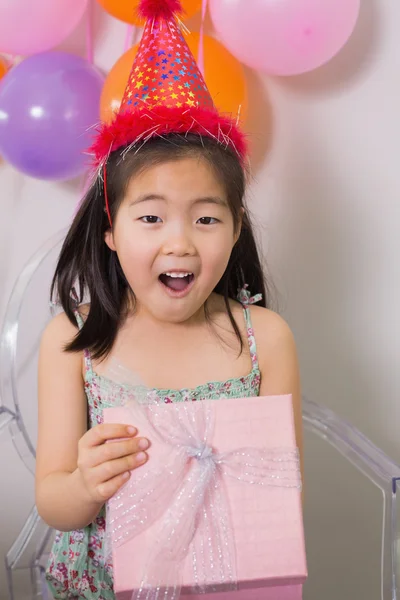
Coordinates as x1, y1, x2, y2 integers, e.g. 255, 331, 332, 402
129, 194, 227, 207
129, 194, 164, 206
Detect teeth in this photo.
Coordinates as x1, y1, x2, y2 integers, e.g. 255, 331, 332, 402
164, 272, 192, 278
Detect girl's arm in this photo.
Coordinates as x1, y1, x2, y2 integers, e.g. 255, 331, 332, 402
36, 313, 102, 531
35, 313, 148, 532
255, 309, 304, 477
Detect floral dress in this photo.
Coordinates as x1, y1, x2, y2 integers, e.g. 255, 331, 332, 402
46, 288, 262, 599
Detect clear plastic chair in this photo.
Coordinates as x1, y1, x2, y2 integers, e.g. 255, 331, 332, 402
4, 507, 53, 600
0, 228, 67, 475
0, 230, 65, 600
1, 232, 400, 600
302, 398, 400, 600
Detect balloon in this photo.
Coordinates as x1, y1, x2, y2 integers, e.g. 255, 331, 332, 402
0, 58, 7, 162
186, 33, 248, 123
0, 52, 104, 181
100, 34, 247, 124
96, 0, 201, 25
100, 46, 137, 123
209, 0, 360, 76
0, 57, 9, 81
0, 0, 88, 56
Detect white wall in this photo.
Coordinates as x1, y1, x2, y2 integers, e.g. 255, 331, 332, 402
0, 0, 399, 598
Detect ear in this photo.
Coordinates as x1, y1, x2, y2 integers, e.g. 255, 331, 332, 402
104, 228, 117, 251
234, 207, 245, 245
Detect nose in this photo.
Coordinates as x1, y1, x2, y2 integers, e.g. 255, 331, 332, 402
161, 226, 197, 257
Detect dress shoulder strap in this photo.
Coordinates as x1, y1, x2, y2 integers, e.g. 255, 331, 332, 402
71, 288, 94, 376
237, 285, 262, 371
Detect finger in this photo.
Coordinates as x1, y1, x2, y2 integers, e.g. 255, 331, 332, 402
94, 452, 148, 487
84, 424, 138, 448
97, 471, 132, 502
89, 437, 150, 468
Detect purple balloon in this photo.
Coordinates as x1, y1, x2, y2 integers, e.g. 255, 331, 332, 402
0, 51, 104, 180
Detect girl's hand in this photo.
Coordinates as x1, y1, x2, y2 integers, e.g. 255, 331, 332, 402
77, 424, 149, 503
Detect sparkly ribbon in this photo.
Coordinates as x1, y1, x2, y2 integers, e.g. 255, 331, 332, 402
107, 398, 301, 600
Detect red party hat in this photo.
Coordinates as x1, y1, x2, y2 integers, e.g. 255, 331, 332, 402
91, 0, 247, 167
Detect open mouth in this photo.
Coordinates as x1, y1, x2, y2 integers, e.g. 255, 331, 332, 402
159, 272, 194, 293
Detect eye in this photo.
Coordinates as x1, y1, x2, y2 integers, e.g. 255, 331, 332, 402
197, 217, 219, 225
140, 215, 162, 224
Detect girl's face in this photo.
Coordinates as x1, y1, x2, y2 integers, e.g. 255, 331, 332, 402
105, 156, 240, 324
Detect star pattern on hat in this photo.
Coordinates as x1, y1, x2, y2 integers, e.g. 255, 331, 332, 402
121, 19, 214, 112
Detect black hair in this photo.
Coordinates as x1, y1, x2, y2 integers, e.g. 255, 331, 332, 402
51, 134, 272, 360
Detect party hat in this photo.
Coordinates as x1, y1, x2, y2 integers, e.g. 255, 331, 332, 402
91, 0, 247, 167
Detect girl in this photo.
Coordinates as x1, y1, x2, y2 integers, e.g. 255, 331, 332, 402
35, 0, 303, 597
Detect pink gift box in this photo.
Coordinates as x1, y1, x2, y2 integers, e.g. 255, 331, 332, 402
104, 395, 307, 600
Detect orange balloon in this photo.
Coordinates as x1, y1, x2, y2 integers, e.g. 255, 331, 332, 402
185, 33, 248, 123
100, 34, 247, 125
101, 45, 138, 124
96, 0, 201, 26
0, 56, 9, 81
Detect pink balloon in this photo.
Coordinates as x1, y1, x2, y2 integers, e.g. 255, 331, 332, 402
209, 0, 360, 76
0, 0, 88, 56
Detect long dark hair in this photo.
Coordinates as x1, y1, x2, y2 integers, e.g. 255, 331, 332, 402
51, 134, 272, 359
